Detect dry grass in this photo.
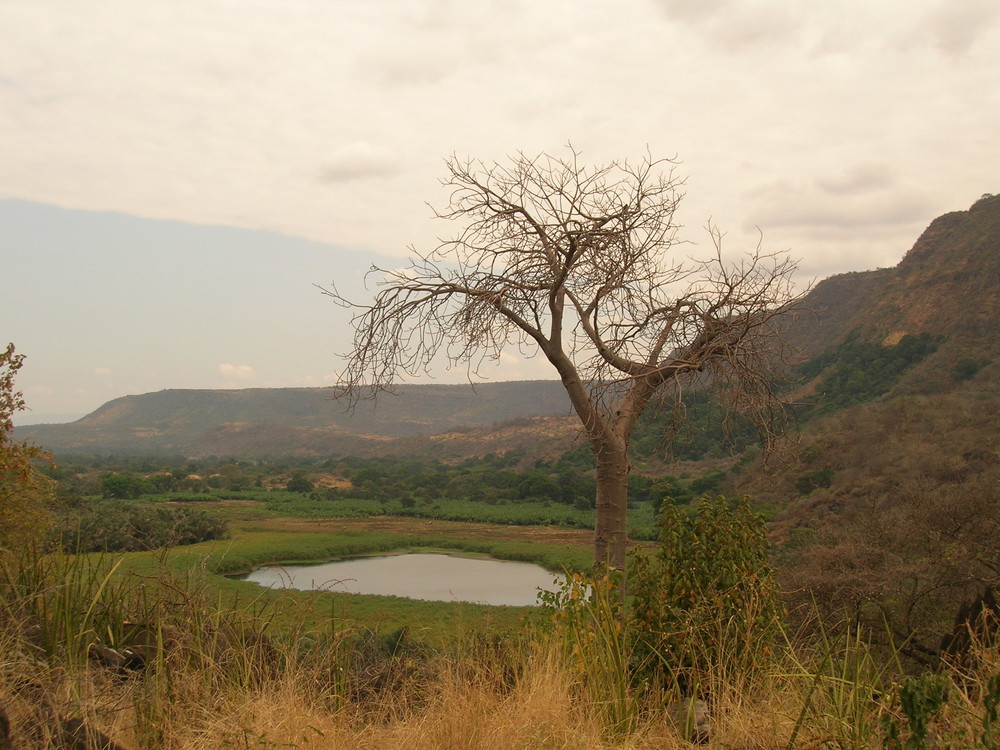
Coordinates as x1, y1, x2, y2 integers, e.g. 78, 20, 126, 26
2, 548, 998, 750
4, 626, 999, 749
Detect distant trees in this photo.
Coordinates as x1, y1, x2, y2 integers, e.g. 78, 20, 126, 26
285, 472, 314, 493
795, 331, 939, 414
101, 472, 146, 499
326, 148, 800, 572
326, 454, 598, 509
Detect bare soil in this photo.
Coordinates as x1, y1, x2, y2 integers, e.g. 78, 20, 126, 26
255, 515, 596, 547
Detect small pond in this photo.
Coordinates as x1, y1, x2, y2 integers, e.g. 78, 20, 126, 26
235, 552, 563, 607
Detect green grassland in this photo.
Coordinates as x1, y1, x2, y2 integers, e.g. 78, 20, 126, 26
104, 499, 595, 640
228, 488, 660, 537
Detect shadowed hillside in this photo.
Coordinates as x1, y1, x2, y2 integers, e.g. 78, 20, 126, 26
734, 193, 1000, 658
792, 192, 1000, 396
17, 381, 573, 458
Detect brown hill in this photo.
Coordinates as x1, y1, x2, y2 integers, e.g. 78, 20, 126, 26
17, 381, 574, 458
733, 194, 1000, 659
795, 192, 1000, 392
17, 195, 998, 468
742, 192, 999, 502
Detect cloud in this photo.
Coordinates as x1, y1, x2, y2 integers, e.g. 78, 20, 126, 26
360, 47, 456, 87
652, 0, 800, 51
94, 367, 112, 375
217, 363, 256, 381
744, 169, 931, 232
655, 0, 731, 23
907, 0, 1000, 57
815, 163, 895, 196
318, 143, 399, 183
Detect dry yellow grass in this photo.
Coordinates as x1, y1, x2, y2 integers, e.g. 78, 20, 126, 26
5, 628, 1000, 749
2, 545, 997, 750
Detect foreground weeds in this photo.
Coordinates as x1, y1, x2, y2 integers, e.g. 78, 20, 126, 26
0, 546, 998, 749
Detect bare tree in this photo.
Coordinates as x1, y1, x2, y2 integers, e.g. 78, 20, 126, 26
324, 148, 800, 572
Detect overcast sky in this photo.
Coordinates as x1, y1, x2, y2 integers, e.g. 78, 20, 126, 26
3, 0, 998, 422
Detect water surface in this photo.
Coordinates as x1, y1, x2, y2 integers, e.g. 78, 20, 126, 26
237, 552, 562, 607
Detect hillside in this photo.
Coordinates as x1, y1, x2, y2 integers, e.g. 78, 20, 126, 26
734, 194, 1000, 657
14, 193, 1000, 657
18, 195, 999, 468
18, 381, 574, 458
746, 193, 999, 500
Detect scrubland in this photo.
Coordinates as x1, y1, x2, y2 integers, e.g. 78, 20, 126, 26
1, 518, 998, 750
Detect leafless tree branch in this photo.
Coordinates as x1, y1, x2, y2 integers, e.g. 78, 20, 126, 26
321, 147, 803, 570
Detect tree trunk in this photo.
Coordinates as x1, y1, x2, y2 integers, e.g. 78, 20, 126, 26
593, 444, 630, 572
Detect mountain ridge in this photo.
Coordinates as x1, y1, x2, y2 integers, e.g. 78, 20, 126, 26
17, 194, 999, 460
17, 381, 574, 457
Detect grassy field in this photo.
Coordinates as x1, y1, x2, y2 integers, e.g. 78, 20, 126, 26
159, 488, 663, 538
5, 500, 1000, 748
111, 501, 596, 638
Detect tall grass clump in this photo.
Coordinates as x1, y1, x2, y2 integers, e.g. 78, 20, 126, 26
0, 541, 618, 749
0, 544, 342, 748
781, 621, 902, 749
539, 570, 644, 739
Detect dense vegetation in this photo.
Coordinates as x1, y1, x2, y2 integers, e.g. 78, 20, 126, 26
52, 500, 228, 553
39, 451, 753, 545
794, 330, 940, 414
5, 350, 1000, 749
5, 500, 998, 750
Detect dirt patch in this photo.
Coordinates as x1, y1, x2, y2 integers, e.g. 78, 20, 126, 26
257, 516, 595, 547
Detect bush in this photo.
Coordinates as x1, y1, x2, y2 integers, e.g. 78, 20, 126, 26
53, 501, 229, 552
954, 357, 990, 381
795, 467, 835, 495
285, 474, 313, 493
628, 495, 780, 689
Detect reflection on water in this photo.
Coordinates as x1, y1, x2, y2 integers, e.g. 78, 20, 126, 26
236, 553, 563, 607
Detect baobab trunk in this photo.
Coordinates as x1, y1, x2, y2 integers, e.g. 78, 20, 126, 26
593, 445, 631, 572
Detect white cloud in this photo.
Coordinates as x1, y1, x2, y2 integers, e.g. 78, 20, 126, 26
655, 0, 731, 23
94, 367, 112, 375
814, 163, 896, 197
217, 363, 256, 381
744, 166, 931, 232
318, 143, 399, 183
906, 0, 1000, 57
653, 0, 801, 52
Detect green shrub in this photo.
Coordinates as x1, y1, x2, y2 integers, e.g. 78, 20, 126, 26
627, 495, 780, 689
53, 501, 229, 552
796, 467, 836, 495
954, 357, 991, 381
285, 473, 314, 493
880, 671, 951, 750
